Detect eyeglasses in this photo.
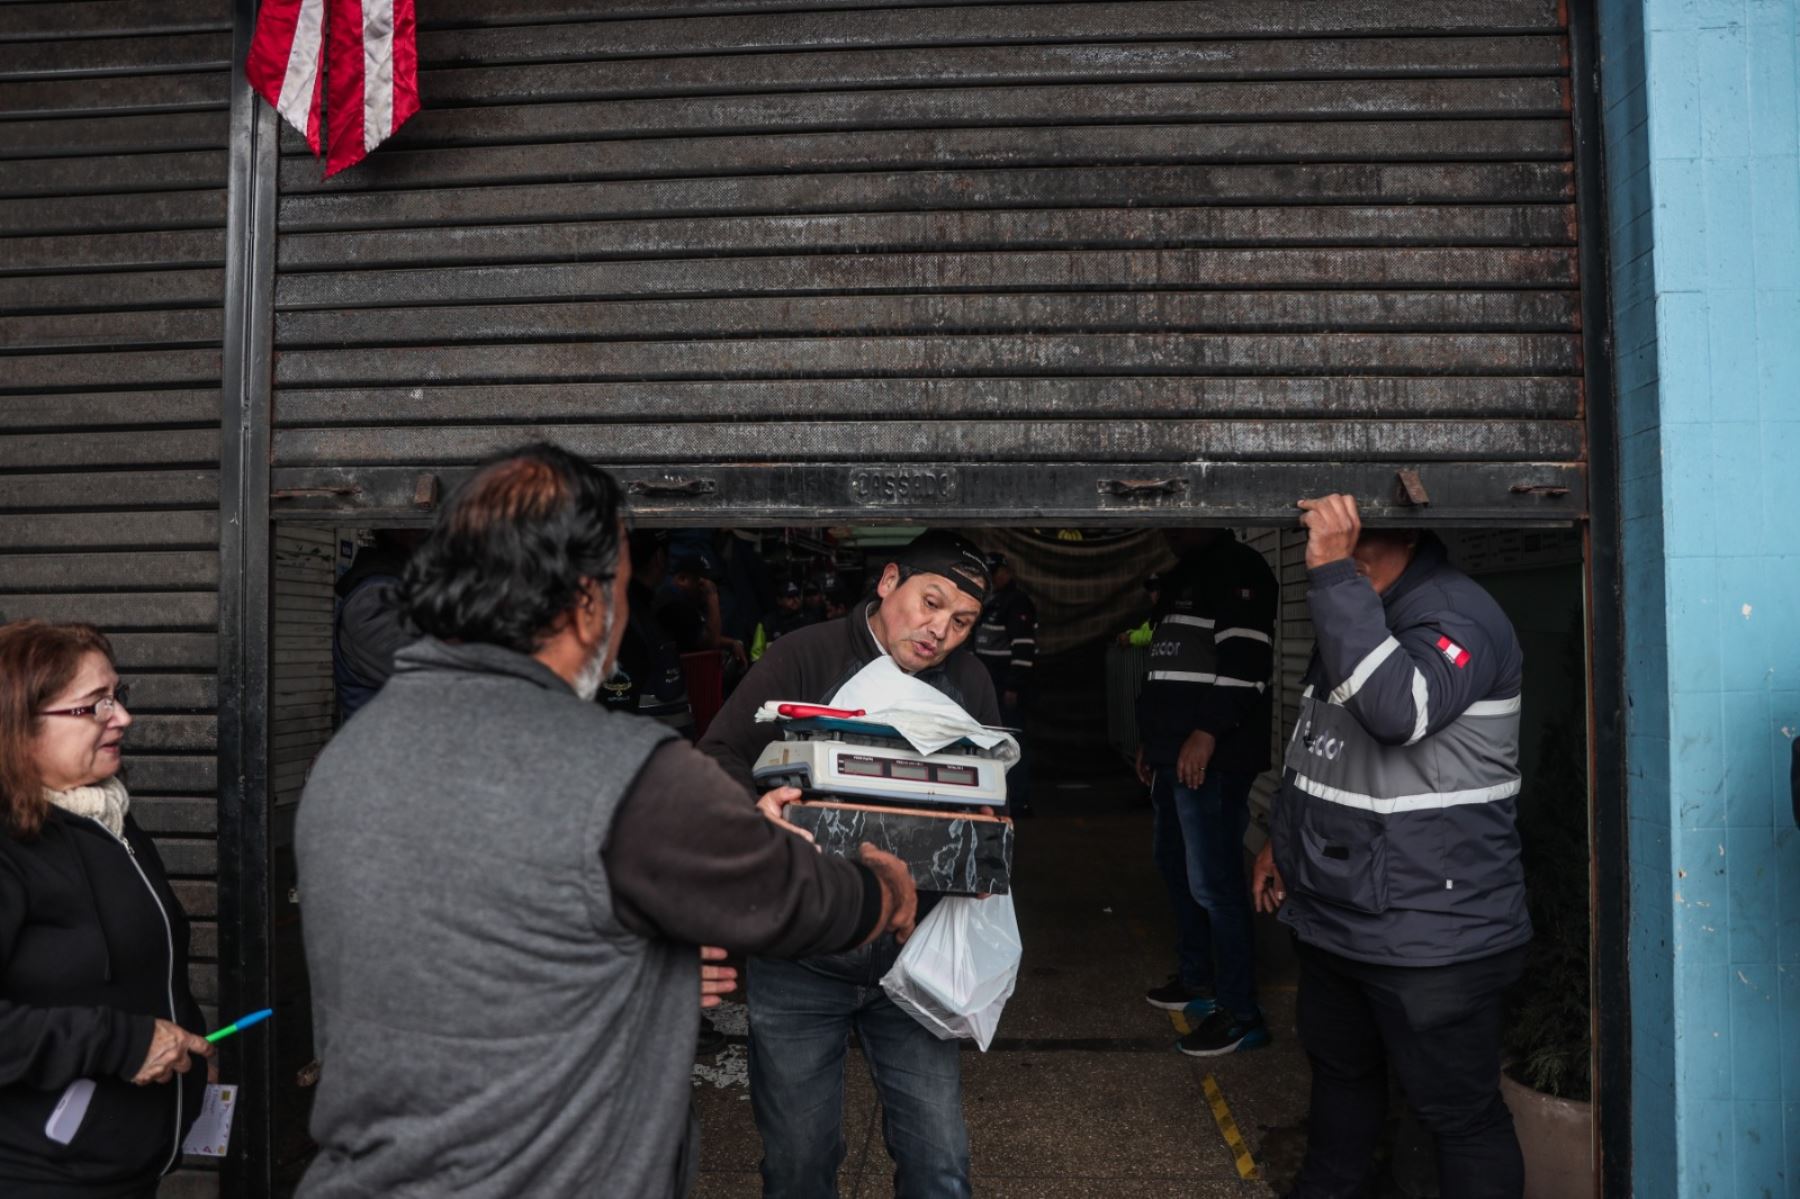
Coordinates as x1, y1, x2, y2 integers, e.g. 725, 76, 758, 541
40, 684, 131, 723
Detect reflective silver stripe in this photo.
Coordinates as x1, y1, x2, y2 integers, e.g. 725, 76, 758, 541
1011, 638, 1036, 647
1010, 660, 1033, 668
1327, 636, 1401, 705
1148, 670, 1264, 691
1465, 695, 1523, 716
1160, 613, 1215, 629
1215, 627, 1272, 645
1403, 668, 1431, 746
1291, 771, 1521, 814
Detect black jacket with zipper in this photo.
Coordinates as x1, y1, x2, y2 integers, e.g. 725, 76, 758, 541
0, 807, 207, 1198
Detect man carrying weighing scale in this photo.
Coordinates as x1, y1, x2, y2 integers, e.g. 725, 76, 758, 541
701, 530, 1001, 1199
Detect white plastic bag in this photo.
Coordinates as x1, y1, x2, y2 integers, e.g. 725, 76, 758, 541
879, 894, 1022, 1051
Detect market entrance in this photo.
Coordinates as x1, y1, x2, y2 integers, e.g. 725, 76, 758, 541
263, 518, 1591, 1196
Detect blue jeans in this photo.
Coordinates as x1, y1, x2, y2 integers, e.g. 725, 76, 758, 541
1150, 775, 1212, 992
747, 939, 971, 1199
1151, 768, 1260, 1020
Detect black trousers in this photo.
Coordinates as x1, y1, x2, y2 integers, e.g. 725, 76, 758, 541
1292, 940, 1527, 1199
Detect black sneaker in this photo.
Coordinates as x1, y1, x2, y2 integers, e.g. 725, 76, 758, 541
1176, 1009, 1271, 1056
695, 1016, 727, 1057
1144, 975, 1214, 1011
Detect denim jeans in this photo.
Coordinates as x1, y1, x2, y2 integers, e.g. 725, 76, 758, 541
747, 938, 971, 1199
1292, 941, 1527, 1199
1151, 768, 1259, 1020
1149, 774, 1212, 992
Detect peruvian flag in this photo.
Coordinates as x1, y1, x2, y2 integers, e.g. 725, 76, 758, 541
245, 0, 420, 177
1436, 636, 1471, 669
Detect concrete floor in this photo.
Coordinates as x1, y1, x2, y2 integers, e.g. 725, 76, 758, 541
690, 774, 1314, 1198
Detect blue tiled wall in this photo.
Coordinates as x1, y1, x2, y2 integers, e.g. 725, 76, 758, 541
1601, 1, 1800, 1194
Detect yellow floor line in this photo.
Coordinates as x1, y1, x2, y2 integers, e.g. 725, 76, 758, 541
1202, 1073, 1261, 1182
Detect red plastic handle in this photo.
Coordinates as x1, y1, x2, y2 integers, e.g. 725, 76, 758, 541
776, 703, 867, 720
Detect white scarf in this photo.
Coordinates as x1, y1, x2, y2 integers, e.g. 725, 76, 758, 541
46, 776, 131, 838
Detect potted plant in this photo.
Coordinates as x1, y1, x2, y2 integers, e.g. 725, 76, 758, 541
1501, 632, 1593, 1199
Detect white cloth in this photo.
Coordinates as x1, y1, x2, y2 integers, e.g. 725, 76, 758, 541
45, 776, 130, 838
754, 655, 1021, 766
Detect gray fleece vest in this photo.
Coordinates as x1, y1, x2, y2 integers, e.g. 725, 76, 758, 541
295, 638, 685, 1199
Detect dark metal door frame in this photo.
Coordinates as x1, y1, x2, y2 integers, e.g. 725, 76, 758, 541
218, 0, 278, 1191
1568, 0, 1631, 1192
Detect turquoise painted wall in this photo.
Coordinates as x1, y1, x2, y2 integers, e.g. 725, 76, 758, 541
1600, 0, 1800, 1194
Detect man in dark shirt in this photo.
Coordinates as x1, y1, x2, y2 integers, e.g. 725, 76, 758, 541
331, 529, 423, 721
701, 530, 999, 1199
1135, 529, 1278, 1057
600, 530, 695, 735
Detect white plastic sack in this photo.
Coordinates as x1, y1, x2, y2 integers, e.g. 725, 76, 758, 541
879, 894, 1022, 1051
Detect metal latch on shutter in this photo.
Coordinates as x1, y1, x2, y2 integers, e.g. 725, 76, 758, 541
1097, 477, 1189, 501
628, 475, 718, 498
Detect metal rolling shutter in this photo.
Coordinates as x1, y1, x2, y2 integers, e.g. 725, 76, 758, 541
265, 0, 1586, 526
0, 3, 232, 1193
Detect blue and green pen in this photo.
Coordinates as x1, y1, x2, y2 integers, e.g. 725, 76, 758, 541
205, 1008, 273, 1044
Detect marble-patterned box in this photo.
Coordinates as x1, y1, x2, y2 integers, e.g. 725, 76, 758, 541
786, 800, 1014, 896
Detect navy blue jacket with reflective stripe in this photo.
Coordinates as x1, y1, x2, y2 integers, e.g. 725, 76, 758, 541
1273, 535, 1532, 967
1136, 533, 1278, 776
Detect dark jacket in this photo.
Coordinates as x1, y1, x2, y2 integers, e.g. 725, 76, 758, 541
1136, 533, 1278, 775
973, 583, 1038, 699
331, 546, 415, 721
699, 600, 1002, 796
1273, 535, 1531, 966
0, 808, 207, 1198
601, 579, 695, 733
296, 638, 878, 1199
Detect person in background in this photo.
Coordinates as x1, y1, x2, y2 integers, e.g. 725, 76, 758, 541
751, 581, 817, 662
0, 621, 215, 1198
294, 444, 918, 1199
1116, 573, 1164, 647
659, 544, 748, 671
700, 530, 998, 1199
1253, 494, 1530, 1199
800, 580, 827, 624
600, 530, 695, 737
331, 529, 424, 721
1135, 529, 1278, 1056
972, 552, 1039, 817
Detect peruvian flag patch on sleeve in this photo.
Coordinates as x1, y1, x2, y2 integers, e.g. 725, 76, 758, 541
1436, 636, 1471, 668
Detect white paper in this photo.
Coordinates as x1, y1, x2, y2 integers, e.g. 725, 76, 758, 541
180, 1083, 237, 1158
827, 658, 1021, 764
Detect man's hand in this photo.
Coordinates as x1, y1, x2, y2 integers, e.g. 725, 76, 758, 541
1176, 729, 1215, 790
1134, 744, 1153, 788
1251, 841, 1286, 914
132, 1018, 214, 1085
857, 843, 919, 944
699, 945, 738, 1009
756, 785, 816, 847
724, 638, 749, 669
1298, 493, 1362, 570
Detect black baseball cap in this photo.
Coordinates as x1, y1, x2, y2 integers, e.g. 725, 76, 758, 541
892, 530, 991, 602
780, 581, 802, 598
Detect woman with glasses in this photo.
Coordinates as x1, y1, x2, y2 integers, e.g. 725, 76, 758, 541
0, 620, 213, 1198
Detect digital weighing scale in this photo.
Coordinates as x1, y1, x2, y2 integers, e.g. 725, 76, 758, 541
752, 714, 1009, 810
751, 705, 1016, 895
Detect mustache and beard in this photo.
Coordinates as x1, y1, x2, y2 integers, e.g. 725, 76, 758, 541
572, 600, 617, 702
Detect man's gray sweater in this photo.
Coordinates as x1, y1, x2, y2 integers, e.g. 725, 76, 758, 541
295, 637, 876, 1198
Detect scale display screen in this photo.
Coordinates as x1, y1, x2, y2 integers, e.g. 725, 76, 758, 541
835, 753, 981, 787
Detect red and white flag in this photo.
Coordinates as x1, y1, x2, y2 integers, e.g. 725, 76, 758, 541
245, 0, 419, 177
